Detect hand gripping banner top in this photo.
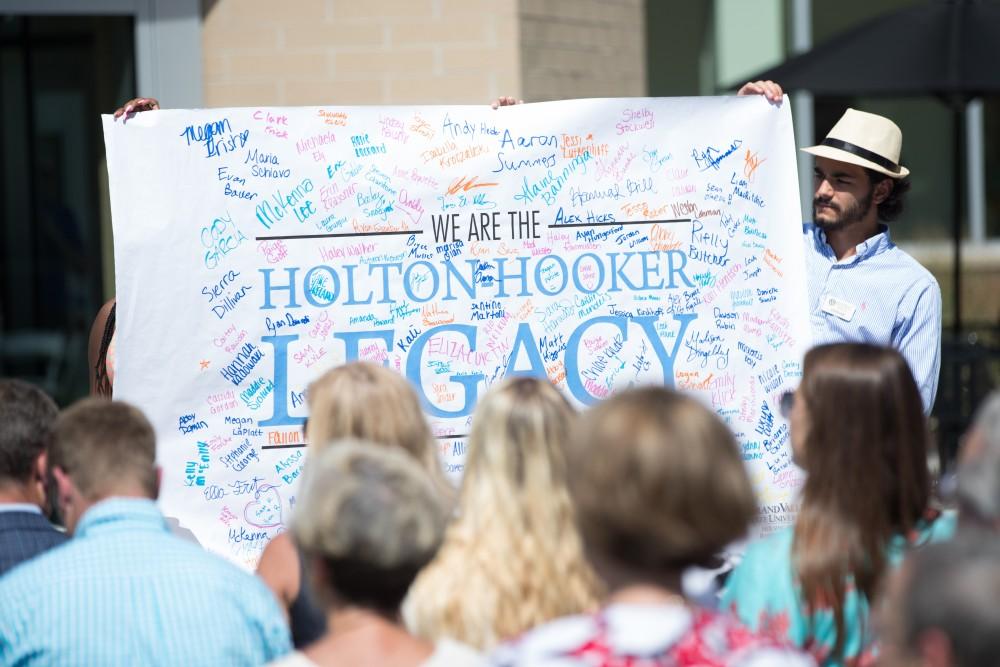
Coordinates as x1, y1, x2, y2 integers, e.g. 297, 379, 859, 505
103, 97, 810, 568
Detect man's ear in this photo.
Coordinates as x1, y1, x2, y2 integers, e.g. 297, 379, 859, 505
35, 451, 48, 477
52, 466, 74, 505
873, 177, 894, 205
52, 466, 87, 535
31, 451, 49, 504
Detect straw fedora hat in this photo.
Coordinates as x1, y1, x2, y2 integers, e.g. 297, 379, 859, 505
802, 108, 909, 179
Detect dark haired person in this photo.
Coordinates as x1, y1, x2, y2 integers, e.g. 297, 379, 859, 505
88, 297, 117, 396
0, 379, 67, 575
493, 387, 814, 666
800, 106, 940, 413
86, 97, 161, 397
722, 82, 941, 412
722, 344, 955, 666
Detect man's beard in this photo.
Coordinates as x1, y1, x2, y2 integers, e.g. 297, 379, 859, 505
813, 190, 874, 232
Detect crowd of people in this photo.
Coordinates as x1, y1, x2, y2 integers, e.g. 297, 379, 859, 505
1, 84, 998, 666
1, 348, 999, 666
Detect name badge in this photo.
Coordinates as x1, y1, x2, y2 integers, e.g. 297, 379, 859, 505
821, 295, 856, 322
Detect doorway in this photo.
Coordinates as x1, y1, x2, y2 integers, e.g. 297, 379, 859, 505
0, 14, 135, 402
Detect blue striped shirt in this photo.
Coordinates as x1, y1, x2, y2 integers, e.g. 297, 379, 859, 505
803, 223, 941, 412
0, 498, 291, 666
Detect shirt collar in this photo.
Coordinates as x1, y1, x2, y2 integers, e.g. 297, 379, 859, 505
75, 497, 168, 539
810, 222, 894, 263
0, 503, 43, 515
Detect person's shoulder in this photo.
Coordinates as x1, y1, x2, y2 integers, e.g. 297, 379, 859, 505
256, 530, 300, 605
266, 650, 318, 667
5, 514, 69, 561
0, 532, 78, 604
493, 605, 816, 667
740, 526, 795, 566
691, 607, 817, 666
885, 510, 958, 566
490, 611, 598, 666
169, 536, 275, 595
160, 536, 289, 643
258, 530, 297, 572
161, 536, 292, 653
0, 509, 66, 535
917, 508, 958, 544
424, 639, 485, 666
722, 527, 797, 610
885, 244, 939, 291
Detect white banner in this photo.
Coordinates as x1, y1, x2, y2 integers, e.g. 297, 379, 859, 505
103, 97, 810, 569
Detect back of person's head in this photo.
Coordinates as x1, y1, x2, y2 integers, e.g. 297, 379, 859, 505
462, 376, 574, 518
797, 343, 929, 526
0, 379, 58, 494
957, 391, 1000, 527
405, 377, 599, 649
306, 362, 442, 486
293, 440, 447, 618
794, 343, 930, 661
570, 385, 755, 578
51, 398, 157, 503
879, 531, 1000, 667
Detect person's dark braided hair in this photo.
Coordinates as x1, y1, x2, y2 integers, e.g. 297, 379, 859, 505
94, 302, 116, 397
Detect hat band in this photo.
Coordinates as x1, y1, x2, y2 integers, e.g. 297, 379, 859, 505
821, 138, 901, 174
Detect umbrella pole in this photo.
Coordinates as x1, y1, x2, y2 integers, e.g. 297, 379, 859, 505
952, 105, 964, 337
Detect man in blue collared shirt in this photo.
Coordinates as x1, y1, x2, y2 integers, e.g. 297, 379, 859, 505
0, 399, 291, 666
738, 84, 941, 413
0, 380, 67, 576
799, 108, 941, 412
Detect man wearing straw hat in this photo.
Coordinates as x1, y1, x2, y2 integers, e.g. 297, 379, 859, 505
741, 81, 941, 413
801, 108, 940, 412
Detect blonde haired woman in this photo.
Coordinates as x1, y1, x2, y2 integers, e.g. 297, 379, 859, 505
258, 362, 450, 648
404, 376, 601, 650
303, 361, 448, 489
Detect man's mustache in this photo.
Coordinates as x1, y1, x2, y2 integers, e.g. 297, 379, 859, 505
814, 199, 838, 211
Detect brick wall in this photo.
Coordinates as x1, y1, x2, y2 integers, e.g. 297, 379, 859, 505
519, 0, 647, 101
202, 0, 521, 106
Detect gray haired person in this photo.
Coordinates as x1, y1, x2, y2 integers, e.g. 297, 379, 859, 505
267, 441, 483, 667
956, 391, 1000, 529
877, 532, 1000, 667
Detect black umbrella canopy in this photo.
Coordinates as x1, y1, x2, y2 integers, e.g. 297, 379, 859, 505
740, 0, 1000, 99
